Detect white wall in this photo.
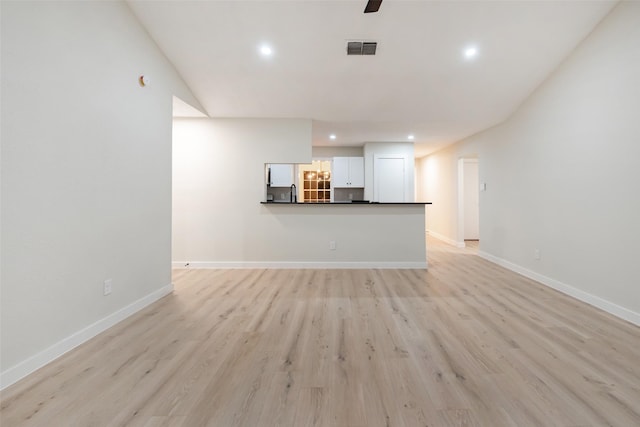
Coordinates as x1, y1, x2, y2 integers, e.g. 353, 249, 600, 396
416, 1, 640, 323
173, 117, 310, 262
416, 147, 462, 241
364, 142, 415, 202
172, 119, 426, 267
1, 1, 202, 387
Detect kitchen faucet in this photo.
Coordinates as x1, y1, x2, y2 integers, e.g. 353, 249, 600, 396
290, 183, 297, 203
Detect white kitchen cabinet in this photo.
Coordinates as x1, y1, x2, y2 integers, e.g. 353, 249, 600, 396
268, 164, 294, 187
332, 157, 364, 187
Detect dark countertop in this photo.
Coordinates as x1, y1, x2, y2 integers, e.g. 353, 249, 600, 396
261, 201, 432, 205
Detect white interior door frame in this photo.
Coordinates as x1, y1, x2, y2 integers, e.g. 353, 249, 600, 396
457, 157, 479, 247
457, 158, 466, 247
463, 159, 480, 240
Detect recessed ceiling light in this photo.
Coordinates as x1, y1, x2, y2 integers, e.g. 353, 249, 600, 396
259, 45, 273, 56
329, 134, 336, 140
408, 134, 415, 140
464, 46, 478, 60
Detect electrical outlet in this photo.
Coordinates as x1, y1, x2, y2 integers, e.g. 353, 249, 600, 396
348, 193, 353, 200
281, 193, 286, 200
329, 241, 336, 250
103, 279, 112, 296
534, 249, 540, 260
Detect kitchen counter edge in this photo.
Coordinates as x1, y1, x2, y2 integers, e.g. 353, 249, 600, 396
261, 202, 432, 205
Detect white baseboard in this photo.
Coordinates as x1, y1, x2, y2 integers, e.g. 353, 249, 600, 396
172, 261, 427, 269
426, 230, 465, 248
0, 283, 174, 390
477, 251, 640, 327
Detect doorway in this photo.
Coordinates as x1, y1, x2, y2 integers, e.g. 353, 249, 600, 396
457, 158, 480, 247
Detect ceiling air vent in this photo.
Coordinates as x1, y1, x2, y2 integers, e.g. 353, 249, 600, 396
362, 42, 377, 55
347, 41, 362, 55
347, 41, 377, 56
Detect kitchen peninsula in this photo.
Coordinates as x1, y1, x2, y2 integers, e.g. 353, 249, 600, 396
261, 201, 430, 205
259, 200, 431, 268
261, 153, 430, 268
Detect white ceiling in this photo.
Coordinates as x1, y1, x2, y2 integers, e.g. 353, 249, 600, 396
128, 0, 616, 158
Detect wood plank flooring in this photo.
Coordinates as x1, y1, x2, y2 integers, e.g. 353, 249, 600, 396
2, 238, 640, 426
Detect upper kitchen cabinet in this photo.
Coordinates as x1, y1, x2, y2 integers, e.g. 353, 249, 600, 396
267, 164, 294, 187
332, 157, 364, 188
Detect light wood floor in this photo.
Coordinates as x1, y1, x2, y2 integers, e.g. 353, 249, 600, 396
2, 238, 640, 426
